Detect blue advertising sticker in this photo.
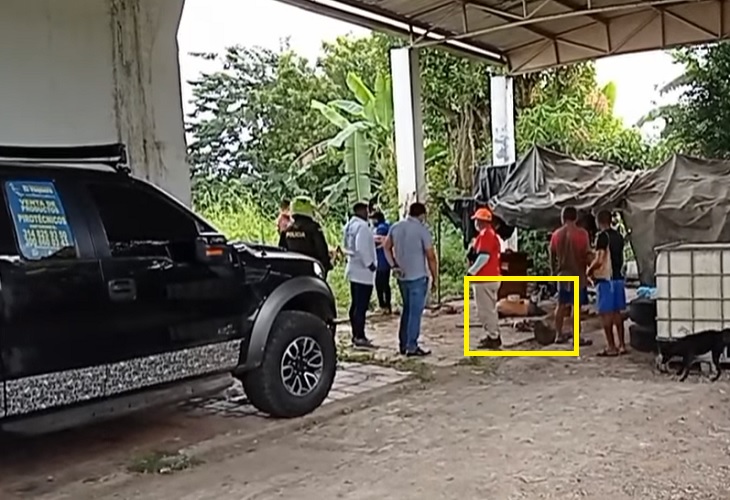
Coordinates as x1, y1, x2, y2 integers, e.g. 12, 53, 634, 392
5, 180, 76, 260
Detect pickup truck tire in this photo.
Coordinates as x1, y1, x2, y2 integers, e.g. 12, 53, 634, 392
242, 310, 336, 418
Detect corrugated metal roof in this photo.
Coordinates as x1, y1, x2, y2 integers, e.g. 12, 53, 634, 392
277, 0, 730, 73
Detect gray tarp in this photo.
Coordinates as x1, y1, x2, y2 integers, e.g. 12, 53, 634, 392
489, 147, 636, 230
488, 146, 730, 286
623, 155, 730, 286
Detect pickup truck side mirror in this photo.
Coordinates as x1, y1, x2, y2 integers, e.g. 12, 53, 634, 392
195, 233, 232, 265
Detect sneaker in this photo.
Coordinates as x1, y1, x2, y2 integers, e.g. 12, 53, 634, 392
352, 337, 376, 349
478, 336, 502, 349
405, 346, 431, 357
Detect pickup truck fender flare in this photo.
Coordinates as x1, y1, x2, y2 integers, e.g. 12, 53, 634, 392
241, 276, 336, 370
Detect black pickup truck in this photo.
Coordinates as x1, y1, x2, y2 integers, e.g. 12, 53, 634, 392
0, 144, 337, 433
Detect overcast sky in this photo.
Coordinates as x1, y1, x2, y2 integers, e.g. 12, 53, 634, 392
177, 0, 683, 129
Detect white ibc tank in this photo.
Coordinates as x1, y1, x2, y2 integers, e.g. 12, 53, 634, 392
656, 242, 730, 340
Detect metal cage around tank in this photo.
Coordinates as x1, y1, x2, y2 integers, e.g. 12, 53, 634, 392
655, 242, 730, 341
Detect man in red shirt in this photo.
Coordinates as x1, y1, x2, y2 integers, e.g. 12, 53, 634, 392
549, 206, 593, 347
467, 207, 503, 349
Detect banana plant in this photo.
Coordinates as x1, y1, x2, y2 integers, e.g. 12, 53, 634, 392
601, 82, 617, 113
308, 72, 394, 208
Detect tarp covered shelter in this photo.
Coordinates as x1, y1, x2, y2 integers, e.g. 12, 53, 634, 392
489, 146, 635, 229
471, 161, 519, 242
473, 161, 516, 200
623, 155, 730, 285
442, 161, 517, 248
487, 147, 730, 285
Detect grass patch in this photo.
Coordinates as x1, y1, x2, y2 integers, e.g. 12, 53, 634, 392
127, 450, 202, 475
456, 356, 485, 366
193, 183, 467, 310
336, 343, 434, 382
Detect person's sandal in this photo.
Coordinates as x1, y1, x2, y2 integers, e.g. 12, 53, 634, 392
478, 336, 502, 349
556, 334, 592, 347
555, 333, 571, 344
596, 349, 619, 357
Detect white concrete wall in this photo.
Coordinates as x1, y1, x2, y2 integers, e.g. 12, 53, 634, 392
0, 0, 190, 204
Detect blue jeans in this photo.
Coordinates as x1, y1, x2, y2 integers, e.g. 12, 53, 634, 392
397, 277, 429, 352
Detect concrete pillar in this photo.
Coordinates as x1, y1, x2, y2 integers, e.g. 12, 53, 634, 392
490, 74, 518, 251
0, 0, 190, 205
111, 0, 190, 206
390, 47, 426, 219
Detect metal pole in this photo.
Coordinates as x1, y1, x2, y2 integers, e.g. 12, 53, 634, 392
437, 202, 443, 304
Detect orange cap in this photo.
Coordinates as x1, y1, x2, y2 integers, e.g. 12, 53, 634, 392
471, 207, 493, 222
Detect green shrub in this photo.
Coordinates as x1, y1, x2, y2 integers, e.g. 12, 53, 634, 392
192, 180, 466, 311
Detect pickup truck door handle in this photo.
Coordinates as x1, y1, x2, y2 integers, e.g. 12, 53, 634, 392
108, 278, 137, 302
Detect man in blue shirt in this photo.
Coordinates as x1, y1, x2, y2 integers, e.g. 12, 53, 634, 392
370, 210, 392, 315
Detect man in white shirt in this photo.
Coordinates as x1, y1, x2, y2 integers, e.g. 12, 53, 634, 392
343, 201, 377, 348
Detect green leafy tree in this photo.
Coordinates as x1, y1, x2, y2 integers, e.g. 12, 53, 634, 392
516, 63, 653, 170
640, 43, 730, 159
186, 44, 340, 210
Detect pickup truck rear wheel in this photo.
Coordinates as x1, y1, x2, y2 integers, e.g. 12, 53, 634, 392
242, 310, 336, 418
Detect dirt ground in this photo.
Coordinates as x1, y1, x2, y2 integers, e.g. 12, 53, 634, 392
34, 308, 730, 500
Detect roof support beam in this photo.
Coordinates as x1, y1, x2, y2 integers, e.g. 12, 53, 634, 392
466, 0, 552, 21
412, 0, 694, 47
642, 2, 719, 38
276, 0, 506, 63
281, 0, 729, 72
467, 0, 608, 54
412, 2, 460, 44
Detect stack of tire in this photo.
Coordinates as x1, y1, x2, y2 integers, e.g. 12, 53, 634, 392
628, 297, 657, 352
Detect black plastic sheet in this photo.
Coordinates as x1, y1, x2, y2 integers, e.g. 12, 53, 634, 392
489, 147, 634, 230
623, 154, 730, 285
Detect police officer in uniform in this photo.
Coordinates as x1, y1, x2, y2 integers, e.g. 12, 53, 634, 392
279, 196, 332, 278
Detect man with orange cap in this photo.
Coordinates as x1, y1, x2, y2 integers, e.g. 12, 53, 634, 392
467, 207, 503, 349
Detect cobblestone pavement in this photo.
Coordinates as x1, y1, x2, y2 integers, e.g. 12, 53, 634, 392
181, 362, 408, 418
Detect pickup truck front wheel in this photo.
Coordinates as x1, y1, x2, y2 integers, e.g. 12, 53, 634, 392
241, 310, 336, 418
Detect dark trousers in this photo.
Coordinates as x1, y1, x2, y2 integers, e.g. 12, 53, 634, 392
375, 268, 392, 309
349, 282, 373, 340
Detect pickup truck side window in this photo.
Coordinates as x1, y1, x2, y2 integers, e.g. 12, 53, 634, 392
87, 182, 199, 258
4, 180, 78, 260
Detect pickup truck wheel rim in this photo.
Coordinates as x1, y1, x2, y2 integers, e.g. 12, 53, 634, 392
280, 336, 324, 397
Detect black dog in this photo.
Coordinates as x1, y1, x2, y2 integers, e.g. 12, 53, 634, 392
657, 329, 730, 382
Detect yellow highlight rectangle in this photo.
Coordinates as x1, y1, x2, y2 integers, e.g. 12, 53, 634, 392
464, 275, 580, 357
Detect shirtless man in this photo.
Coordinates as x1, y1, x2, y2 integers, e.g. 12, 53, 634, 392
549, 206, 593, 347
